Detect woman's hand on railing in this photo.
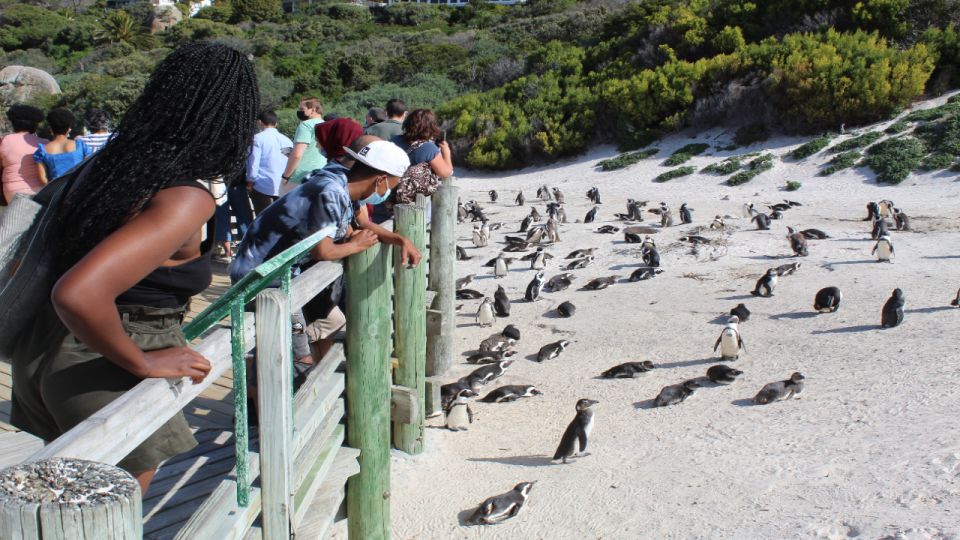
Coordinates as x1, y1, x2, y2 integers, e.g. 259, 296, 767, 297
398, 238, 422, 268
142, 347, 212, 384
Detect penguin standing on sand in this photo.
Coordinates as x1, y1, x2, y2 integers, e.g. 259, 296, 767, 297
679, 203, 693, 224
753, 372, 805, 404
553, 399, 598, 464
584, 207, 598, 223
714, 316, 745, 360
788, 229, 809, 256
519, 214, 532, 233
751, 268, 778, 297
553, 188, 565, 204
881, 288, 905, 328
545, 217, 561, 243
476, 298, 497, 327
641, 245, 661, 267
516, 191, 525, 206
865, 201, 880, 221
871, 218, 890, 240
752, 213, 770, 230
529, 247, 549, 270
893, 208, 910, 231
660, 203, 674, 227
872, 235, 895, 262
706, 365, 743, 385
467, 482, 534, 525
494, 285, 511, 317
530, 206, 542, 222
814, 287, 842, 313
472, 225, 488, 248
525, 270, 546, 301
446, 391, 475, 431
951, 288, 960, 307
456, 245, 471, 261
494, 254, 510, 278
489, 190, 498, 203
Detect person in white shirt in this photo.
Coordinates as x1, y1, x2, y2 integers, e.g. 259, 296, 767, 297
246, 110, 293, 214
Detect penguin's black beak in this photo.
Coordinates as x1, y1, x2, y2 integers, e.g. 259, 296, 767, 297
531, 389, 543, 395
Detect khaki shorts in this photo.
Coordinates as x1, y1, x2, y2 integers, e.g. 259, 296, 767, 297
304, 306, 345, 342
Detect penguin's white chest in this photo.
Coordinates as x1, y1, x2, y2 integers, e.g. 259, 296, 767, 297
532, 256, 545, 269
477, 305, 495, 324
720, 330, 740, 356
877, 242, 893, 260
583, 415, 595, 437
446, 405, 470, 428
495, 260, 507, 276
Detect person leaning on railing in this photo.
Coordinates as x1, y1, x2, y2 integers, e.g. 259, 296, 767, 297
8, 42, 259, 495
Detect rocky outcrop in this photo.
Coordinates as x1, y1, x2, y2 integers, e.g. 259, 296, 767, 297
0, 66, 61, 105
149, 4, 183, 34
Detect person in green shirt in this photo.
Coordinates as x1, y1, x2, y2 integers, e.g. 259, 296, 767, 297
281, 96, 327, 186
364, 98, 406, 141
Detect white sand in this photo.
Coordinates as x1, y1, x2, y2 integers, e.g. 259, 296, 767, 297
336, 93, 960, 539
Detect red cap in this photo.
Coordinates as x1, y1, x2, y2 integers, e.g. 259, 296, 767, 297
315, 118, 363, 159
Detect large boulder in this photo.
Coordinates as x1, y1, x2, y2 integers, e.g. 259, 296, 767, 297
149, 4, 183, 34
0, 66, 61, 106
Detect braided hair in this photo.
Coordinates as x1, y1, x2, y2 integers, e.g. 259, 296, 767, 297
54, 42, 259, 270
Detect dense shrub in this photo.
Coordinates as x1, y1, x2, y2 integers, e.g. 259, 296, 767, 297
919, 153, 956, 170
789, 135, 832, 159
903, 103, 960, 122
663, 143, 710, 165
884, 121, 909, 134
0, 5, 71, 51
654, 166, 696, 182
231, 0, 281, 22
820, 151, 862, 176
864, 137, 927, 184
785, 180, 802, 191
726, 170, 760, 186
701, 157, 742, 174
829, 131, 883, 153
598, 148, 660, 171
733, 123, 770, 147
745, 153, 775, 172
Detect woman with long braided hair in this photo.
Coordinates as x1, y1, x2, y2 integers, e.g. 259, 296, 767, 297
10, 42, 259, 493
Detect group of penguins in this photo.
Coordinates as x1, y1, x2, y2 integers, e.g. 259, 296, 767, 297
445, 186, 955, 525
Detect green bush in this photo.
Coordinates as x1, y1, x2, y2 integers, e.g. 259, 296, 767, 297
820, 151, 862, 175
654, 166, 696, 182
231, 0, 281, 22
919, 153, 956, 170
913, 112, 960, 156
951, 163, 960, 172
0, 5, 71, 51
789, 135, 832, 159
885, 121, 909, 134
903, 102, 960, 122
785, 180, 802, 191
597, 148, 659, 171
726, 169, 760, 186
864, 137, 927, 184
663, 143, 710, 165
701, 157, 742, 174
745, 153, 775, 172
829, 131, 883, 153
733, 123, 770, 147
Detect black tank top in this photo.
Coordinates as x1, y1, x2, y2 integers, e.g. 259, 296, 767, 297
115, 180, 215, 309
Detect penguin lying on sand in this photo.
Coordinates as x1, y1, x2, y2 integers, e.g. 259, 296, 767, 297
440, 381, 479, 409
467, 482, 534, 525
480, 385, 542, 403
753, 372, 805, 404
478, 333, 515, 353
464, 360, 512, 387
628, 267, 662, 281
624, 232, 643, 243
801, 228, 830, 239
456, 289, 484, 300
455, 274, 476, 290
564, 256, 594, 270
456, 246, 471, 260
706, 365, 743, 384
601, 361, 655, 378
553, 399, 598, 464
582, 276, 619, 291
565, 248, 596, 259
814, 287, 842, 313
467, 349, 516, 365
729, 303, 750, 322
536, 340, 570, 362
502, 324, 521, 341
654, 380, 701, 407
774, 262, 801, 276
545, 273, 575, 292
556, 301, 576, 317
596, 225, 620, 234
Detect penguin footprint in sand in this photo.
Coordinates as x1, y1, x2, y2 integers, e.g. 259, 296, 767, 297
554, 399, 598, 464
753, 372, 805, 404
467, 482, 534, 525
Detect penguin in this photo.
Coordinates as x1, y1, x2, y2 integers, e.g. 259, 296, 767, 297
601, 361, 655, 378
742, 202, 757, 218
472, 226, 488, 248
679, 203, 693, 224
564, 256, 594, 270
629, 199, 646, 221
467, 349, 515, 365
788, 229, 809, 256
503, 242, 530, 253
584, 207, 598, 223
729, 303, 750, 322
654, 380, 701, 407
476, 298, 496, 327
768, 203, 791, 212
801, 228, 830, 239
464, 360, 512, 387
878, 199, 895, 218
467, 482, 535, 525
872, 235, 894, 262
641, 236, 656, 250
530, 207, 542, 222
586, 187, 600, 204
519, 214, 532, 233
536, 340, 570, 362
706, 365, 743, 385
557, 205, 568, 224
440, 381, 479, 409
553, 399, 598, 464
455, 274, 476, 290
813, 286, 842, 313
556, 301, 576, 317
660, 203, 674, 227
893, 208, 910, 231
710, 215, 726, 230
628, 267, 662, 281
714, 316, 745, 360
624, 232, 643, 243
679, 235, 710, 244
515, 191, 525, 206
456, 289, 484, 300
641, 246, 660, 267
774, 262, 801, 276
457, 201, 469, 223
769, 210, 783, 220
864, 201, 880, 221
480, 220, 491, 239
582, 276, 619, 291
596, 225, 620, 234
502, 324, 521, 341
478, 332, 515, 352
524, 270, 546, 301
565, 248, 595, 259
525, 226, 545, 245
545, 218, 561, 243
494, 285, 511, 317
552, 188, 565, 204
494, 254, 510, 278
871, 218, 890, 240
488, 189, 498, 203
445, 391, 475, 431
785, 199, 802, 207
753, 372, 805, 405
951, 288, 960, 308
881, 288, 904, 328
751, 268, 778, 297
456, 245, 471, 261
546, 273, 575, 292
480, 385, 543, 403
752, 213, 770, 230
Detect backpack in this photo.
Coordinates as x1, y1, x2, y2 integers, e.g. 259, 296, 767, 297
394, 140, 441, 205
0, 162, 87, 355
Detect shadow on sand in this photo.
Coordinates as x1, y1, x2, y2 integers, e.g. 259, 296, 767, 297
719, 294, 755, 301
467, 454, 555, 468
769, 311, 818, 320
656, 357, 717, 369
905, 306, 956, 314
633, 399, 658, 410
731, 398, 757, 407
811, 324, 877, 335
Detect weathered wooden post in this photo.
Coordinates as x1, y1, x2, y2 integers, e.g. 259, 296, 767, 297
255, 289, 293, 539
345, 242, 393, 540
426, 179, 458, 378
392, 197, 427, 454
0, 458, 141, 539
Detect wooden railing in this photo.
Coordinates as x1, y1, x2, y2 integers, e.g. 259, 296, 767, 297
2, 179, 459, 539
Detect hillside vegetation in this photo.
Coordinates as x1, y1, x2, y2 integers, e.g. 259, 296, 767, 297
1, 0, 959, 169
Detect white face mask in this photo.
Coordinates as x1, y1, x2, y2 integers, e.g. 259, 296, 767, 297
359, 177, 391, 206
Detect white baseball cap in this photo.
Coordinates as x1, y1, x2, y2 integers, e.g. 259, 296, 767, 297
342, 141, 410, 178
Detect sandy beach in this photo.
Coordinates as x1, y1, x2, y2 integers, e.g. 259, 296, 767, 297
335, 93, 960, 540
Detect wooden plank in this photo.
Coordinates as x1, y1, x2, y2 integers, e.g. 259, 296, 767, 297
171, 453, 262, 540
293, 374, 344, 459
293, 401, 344, 490
424, 378, 443, 418
390, 385, 420, 425
254, 290, 293, 540
29, 313, 257, 466
288, 261, 343, 311
425, 308, 443, 337
292, 425, 344, 530
426, 180, 458, 377
296, 447, 361, 539
292, 345, 343, 424
424, 289, 437, 309
0, 431, 43, 468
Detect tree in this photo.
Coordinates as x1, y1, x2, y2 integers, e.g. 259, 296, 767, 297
96, 10, 157, 49
231, 0, 281, 23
